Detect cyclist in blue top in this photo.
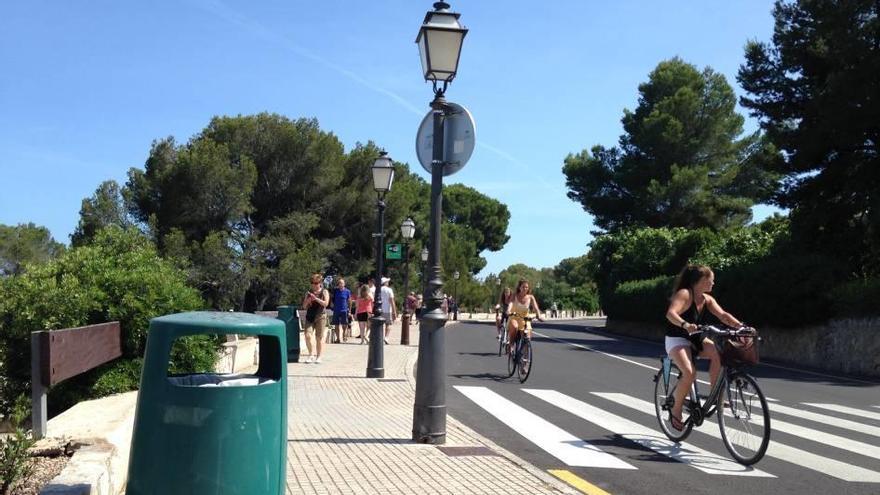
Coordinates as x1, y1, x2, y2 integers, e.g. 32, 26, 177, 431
665, 265, 746, 431
331, 278, 352, 343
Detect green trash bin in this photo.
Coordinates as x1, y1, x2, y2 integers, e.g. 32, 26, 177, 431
276, 305, 301, 363
126, 311, 287, 495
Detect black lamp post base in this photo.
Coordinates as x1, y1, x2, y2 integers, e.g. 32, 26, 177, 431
366, 316, 386, 378
412, 404, 447, 444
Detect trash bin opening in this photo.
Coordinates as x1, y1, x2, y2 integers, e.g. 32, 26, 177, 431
165, 333, 283, 382
167, 372, 277, 387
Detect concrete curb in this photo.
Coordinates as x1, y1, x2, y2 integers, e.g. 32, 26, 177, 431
38, 391, 137, 495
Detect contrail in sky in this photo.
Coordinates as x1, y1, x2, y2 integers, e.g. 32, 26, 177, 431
194, 0, 555, 189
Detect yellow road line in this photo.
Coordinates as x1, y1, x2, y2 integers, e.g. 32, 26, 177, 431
548, 469, 612, 495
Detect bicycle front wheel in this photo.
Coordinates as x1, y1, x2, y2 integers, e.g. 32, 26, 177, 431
718, 372, 770, 465
517, 339, 532, 383
653, 362, 694, 442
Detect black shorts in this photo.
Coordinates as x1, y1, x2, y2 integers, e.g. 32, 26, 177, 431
332, 312, 350, 325
356, 312, 370, 322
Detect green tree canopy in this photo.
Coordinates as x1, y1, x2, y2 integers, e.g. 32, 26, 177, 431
738, 0, 880, 276
0, 223, 65, 276
71, 180, 135, 247
118, 113, 508, 309
564, 57, 779, 233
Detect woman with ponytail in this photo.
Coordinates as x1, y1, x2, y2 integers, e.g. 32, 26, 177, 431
664, 265, 746, 431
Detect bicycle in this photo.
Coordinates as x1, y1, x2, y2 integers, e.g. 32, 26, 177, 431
506, 315, 536, 383
497, 311, 509, 356
652, 325, 770, 465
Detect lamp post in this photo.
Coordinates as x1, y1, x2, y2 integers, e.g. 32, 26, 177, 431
413, 0, 467, 445
366, 151, 395, 379
420, 247, 429, 300
400, 218, 416, 345
452, 271, 460, 320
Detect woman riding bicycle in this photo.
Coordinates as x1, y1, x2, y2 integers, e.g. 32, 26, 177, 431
495, 286, 512, 340
665, 265, 746, 431
506, 279, 543, 352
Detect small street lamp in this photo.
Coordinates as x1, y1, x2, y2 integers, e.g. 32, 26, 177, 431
366, 151, 394, 379
400, 218, 416, 345
420, 247, 429, 298
452, 270, 460, 320
413, 0, 467, 445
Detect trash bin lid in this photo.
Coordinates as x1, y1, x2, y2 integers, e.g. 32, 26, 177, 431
150, 311, 285, 338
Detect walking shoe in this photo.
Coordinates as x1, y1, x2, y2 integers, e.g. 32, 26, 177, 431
384, 339, 389, 345
314, 356, 322, 364
304, 355, 314, 363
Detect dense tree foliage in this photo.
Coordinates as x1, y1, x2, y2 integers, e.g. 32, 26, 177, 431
117, 113, 509, 310
71, 180, 136, 247
0, 227, 205, 415
0, 223, 64, 276
564, 58, 779, 233
738, 0, 880, 276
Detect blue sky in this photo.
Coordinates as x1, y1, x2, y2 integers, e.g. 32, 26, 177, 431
0, 0, 781, 277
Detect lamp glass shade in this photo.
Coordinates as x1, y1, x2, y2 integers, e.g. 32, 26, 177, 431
420, 247, 429, 262
453, 271, 460, 280
401, 218, 416, 240
372, 155, 395, 193
416, 9, 467, 82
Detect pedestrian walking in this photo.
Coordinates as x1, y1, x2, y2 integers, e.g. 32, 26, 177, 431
302, 273, 329, 363
331, 278, 352, 343
355, 284, 373, 344
380, 277, 397, 344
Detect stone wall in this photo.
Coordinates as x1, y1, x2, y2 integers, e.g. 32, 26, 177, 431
604, 317, 880, 378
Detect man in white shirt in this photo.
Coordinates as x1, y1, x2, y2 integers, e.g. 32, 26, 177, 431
380, 277, 397, 344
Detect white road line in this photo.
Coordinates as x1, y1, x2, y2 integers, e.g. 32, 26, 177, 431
769, 402, 880, 438
533, 330, 778, 401
593, 392, 880, 483
801, 403, 880, 422
721, 409, 880, 461
454, 386, 636, 470
524, 389, 774, 477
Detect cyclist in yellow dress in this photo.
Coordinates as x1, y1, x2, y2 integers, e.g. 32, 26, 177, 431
506, 279, 544, 352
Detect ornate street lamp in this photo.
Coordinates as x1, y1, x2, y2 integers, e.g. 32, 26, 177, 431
400, 218, 416, 345
413, 0, 467, 445
366, 151, 394, 379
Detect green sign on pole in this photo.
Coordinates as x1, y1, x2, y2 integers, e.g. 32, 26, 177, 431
385, 243, 402, 260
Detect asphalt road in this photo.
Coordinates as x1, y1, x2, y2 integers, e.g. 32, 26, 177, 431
445, 318, 880, 495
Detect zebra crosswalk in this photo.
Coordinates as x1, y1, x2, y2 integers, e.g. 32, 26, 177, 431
454, 385, 880, 484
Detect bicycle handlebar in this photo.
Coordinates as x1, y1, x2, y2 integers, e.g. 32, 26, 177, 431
692, 324, 757, 337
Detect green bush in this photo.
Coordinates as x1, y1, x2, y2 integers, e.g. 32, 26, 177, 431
712, 253, 843, 328
604, 276, 673, 322
0, 227, 207, 416
831, 278, 880, 318
0, 395, 35, 495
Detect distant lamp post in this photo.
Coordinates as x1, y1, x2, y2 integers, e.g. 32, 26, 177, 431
420, 247, 429, 298
413, 0, 468, 445
366, 151, 394, 379
400, 218, 416, 345
452, 271, 460, 320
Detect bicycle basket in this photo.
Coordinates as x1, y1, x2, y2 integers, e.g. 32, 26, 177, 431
721, 334, 759, 367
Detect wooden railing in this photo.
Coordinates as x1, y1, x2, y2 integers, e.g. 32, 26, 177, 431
30, 322, 122, 439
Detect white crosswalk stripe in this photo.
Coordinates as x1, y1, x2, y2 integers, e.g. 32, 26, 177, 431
768, 402, 880, 438
594, 392, 880, 483
523, 389, 774, 477
454, 386, 636, 469
801, 403, 880, 422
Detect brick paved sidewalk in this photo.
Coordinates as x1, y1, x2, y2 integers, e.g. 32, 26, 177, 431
286, 322, 576, 494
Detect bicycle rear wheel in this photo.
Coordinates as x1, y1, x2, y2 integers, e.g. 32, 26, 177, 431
498, 321, 508, 356
718, 372, 770, 465
517, 339, 532, 383
653, 362, 694, 442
